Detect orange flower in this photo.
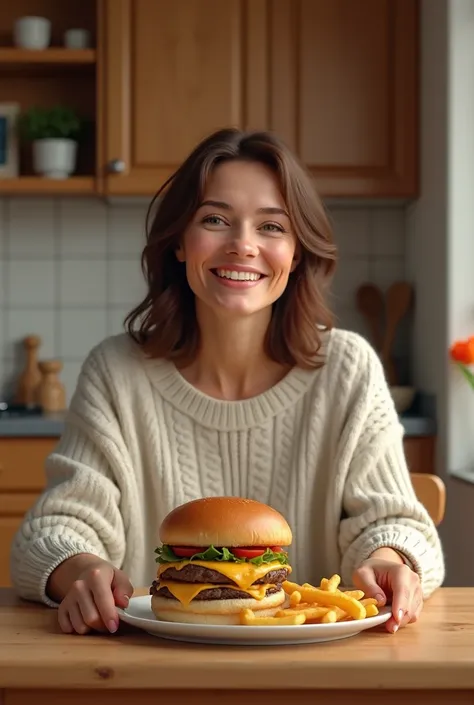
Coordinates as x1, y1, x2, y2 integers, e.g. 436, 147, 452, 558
450, 337, 474, 364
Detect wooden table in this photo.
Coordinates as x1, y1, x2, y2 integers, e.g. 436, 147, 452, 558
1, 587, 474, 704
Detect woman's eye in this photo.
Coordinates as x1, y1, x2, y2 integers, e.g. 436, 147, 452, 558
261, 222, 285, 234
202, 215, 226, 226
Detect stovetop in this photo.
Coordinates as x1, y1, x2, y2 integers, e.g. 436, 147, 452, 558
0, 402, 43, 418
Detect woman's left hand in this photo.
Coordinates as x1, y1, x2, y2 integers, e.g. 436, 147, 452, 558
352, 548, 423, 634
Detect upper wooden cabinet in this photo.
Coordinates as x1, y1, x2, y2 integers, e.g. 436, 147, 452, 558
101, 0, 418, 199
271, 0, 418, 198
0, 0, 418, 198
102, 0, 248, 195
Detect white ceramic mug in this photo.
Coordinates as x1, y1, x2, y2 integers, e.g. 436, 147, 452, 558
64, 28, 91, 49
13, 16, 51, 50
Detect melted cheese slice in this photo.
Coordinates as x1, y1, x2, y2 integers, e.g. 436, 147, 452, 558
157, 560, 290, 591
157, 580, 272, 606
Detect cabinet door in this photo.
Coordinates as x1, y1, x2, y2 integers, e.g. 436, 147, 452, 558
102, 0, 418, 198
263, 0, 418, 198
0, 437, 56, 587
102, 0, 253, 195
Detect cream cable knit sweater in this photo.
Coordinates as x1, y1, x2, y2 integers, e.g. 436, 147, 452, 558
10, 329, 445, 606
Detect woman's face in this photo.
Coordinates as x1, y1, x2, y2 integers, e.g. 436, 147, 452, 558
176, 160, 299, 318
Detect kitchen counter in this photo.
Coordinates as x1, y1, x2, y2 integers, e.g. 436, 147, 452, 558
0, 587, 473, 703
0, 412, 66, 437
0, 412, 436, 438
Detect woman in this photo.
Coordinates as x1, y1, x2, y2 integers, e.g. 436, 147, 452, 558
10, 128, 444, 637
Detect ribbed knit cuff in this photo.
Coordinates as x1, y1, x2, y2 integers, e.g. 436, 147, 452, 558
340, 524, 445, 598
11, 535, 107, 608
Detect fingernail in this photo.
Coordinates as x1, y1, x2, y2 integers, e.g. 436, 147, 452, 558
108, 620, 118, 633
392, 623, 399, 634
398, 609, 404, 622
123, 595, 129, 606
375, 594, 385, 605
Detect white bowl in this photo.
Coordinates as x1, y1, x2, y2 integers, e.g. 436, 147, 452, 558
390, 386, 415, 414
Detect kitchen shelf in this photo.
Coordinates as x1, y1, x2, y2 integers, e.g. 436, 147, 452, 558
0, 48, 96, 66
0, 176, 97, 196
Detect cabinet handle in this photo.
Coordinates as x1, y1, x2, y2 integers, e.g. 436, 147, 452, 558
107, 159, 126, 174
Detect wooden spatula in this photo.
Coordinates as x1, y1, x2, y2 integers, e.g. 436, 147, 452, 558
381, 282, 414, 385
356, 283, 384, 351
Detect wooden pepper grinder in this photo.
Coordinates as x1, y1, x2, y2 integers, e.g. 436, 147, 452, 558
15, 335, 42, 405
37, 360, 66, 412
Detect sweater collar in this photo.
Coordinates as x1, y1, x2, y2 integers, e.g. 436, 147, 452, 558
143, 357, 322, 431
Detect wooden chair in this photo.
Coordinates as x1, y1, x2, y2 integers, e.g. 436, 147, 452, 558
410, 473, 446, 526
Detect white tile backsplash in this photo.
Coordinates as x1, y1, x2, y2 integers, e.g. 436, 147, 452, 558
7, 261, 56, 307
0, 196, 411, 401
59, 260, 107, 306
0, 200, 5, 258
107, 308, 128, 337
331, 257, 371, 309
0, 260, 5, 306
371, 208, 406, 257
7, 199, 56, 258
108, 258, 147, 306
59, 308, 108, 359
5, 309, 56, 360
371, 257, 407, 289
108, 206, 147, 256
59, 199, 107, 257
330, 208, 371, 257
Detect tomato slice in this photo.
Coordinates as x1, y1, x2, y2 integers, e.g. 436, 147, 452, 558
172, 546, 202, 557
231, 547, 266, 559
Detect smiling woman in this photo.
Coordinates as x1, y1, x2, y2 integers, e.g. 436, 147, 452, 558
9, 128, 445, 639
125, 129, 337, 374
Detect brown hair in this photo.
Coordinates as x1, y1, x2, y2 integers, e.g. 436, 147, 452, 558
125, 128, 337, 369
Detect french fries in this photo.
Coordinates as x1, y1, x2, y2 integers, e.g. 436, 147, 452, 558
240, 608, 305, 626
238, 574, 381, 627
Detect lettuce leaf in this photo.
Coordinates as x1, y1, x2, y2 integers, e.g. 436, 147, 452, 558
154, 544, 289, 566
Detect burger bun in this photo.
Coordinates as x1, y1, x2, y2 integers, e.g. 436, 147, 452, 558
159, 496, 292, 548
151, 588, 288, 625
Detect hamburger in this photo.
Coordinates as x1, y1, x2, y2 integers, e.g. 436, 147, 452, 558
150, 496, 293, 625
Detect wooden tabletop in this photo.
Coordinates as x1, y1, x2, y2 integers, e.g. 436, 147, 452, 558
1, 587, 474, 691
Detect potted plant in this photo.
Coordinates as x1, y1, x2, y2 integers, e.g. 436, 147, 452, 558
18, 105, 82, 179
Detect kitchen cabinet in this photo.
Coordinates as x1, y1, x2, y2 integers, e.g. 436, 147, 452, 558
0, 0, 418, 198
0, 438, 56, 587
102, 0, 419, 198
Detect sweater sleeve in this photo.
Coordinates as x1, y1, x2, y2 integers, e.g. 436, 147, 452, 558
9, 345, 130, 607
337, 342, 445, 598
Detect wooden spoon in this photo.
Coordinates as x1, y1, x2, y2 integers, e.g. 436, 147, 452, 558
356, 283, 384, 351
381, 282, 414, 385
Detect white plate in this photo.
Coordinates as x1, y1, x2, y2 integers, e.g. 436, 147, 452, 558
117, 596, 392, 645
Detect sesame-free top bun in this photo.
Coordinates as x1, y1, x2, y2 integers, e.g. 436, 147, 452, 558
159, 497, 292, 548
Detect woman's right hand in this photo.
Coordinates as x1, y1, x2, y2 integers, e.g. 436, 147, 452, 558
56, 557, 134, 635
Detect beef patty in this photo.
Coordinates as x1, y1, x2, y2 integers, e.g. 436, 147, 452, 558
158, 564, 289, 585
150, 581, 283, 601
150, 564, 289, 602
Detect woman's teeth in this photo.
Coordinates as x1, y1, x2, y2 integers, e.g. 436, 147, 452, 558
215, 269, 261, 281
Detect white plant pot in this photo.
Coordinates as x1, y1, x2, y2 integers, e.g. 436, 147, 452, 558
32, 139, 77, 179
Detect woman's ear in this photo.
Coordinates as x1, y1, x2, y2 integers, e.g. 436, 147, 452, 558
175, 244, 185, 262
290, 246, 301, 272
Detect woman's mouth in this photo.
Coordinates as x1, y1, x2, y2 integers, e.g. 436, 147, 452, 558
210, 268, 266, 287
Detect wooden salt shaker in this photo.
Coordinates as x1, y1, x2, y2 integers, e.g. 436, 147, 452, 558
37, 360, 66, 412
15, 335, 42, 405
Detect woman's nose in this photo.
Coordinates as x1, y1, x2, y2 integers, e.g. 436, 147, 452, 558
225, 225, 259, 257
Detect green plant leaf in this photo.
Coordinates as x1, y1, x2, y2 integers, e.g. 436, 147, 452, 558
456, 362, 474, 390
17, 105, 83, 141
